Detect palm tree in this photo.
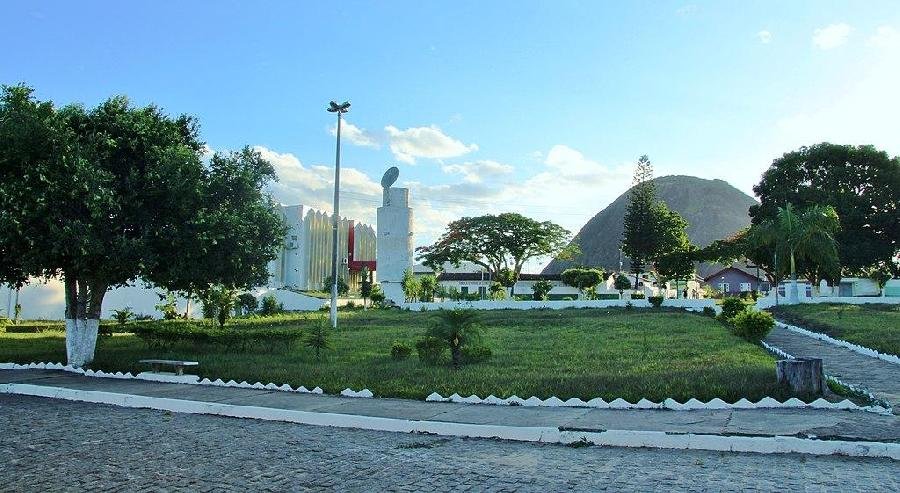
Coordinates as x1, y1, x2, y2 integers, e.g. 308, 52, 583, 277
428, 309, 482, 369
750, 203, 840, 303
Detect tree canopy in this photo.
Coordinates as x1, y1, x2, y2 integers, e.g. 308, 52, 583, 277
560, 268, 604, 296
416, 213, 576, 284
750, 143, 899, 275
0, 85, 285, 365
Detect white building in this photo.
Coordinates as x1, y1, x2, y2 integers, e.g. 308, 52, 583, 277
267, 204, 376, 292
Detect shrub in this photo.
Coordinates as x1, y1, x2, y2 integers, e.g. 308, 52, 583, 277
461, 344, 492, 363
625, 301, 633, 311
647, 296, 664, 308
259, 294, 283, 316
702, 306, 716, 318
369, 284, 386, 307
630, 292, 645, 300
732, 310, 774, 343
489, 282, 506, 300
390, 341, 412, 360
112, 307, 134, 327
532, 279, 553, 301
428, 309, 483, 368
719, 297, 746, 322
322, 276, 350, 297
415, 336, 446, 366
237, 293, 258, 314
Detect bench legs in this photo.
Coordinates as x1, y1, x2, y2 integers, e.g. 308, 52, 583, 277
174, 365, 184, 376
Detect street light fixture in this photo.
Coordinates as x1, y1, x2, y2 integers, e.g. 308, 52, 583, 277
327, 100, 350, 329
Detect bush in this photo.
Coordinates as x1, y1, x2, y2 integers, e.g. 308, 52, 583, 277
532, 280, 553, 301
369, 284, 386, 307
390, 341, 412, 360
259, 295, 284, 316
237, 293, 258, 314
702, 306, 716, 318
719, 297, 747, 322
630, 292, 645, 300
732, 310, 775, 343
415, 336, 447, 366
647, 296, 664, 308
461, 344, 492, 363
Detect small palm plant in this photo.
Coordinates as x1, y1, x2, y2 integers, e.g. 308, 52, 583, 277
428, 309, 482, 369
749, 203, 840, 303
112, 307, 134, 328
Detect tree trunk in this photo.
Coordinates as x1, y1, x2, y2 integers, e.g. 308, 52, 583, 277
787, 252, 799, 304
451, 345, 461, 369
63, 275, 107, 368
776, 358, 824, 395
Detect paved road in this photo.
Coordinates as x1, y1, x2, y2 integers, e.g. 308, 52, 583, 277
766, 326, 900, 411
1, 395, 897, 492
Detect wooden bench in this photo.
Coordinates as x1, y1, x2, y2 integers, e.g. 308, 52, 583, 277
139, 359, 199, 376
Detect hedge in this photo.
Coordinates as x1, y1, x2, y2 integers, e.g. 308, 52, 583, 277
131, 321, 303, 352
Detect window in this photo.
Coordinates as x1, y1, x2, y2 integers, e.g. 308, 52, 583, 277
460, 286, 469, 295
478, 286, 487, 299
739, 282, 751, 292
718, 282, 730, 292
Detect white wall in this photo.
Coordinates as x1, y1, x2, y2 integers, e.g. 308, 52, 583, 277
401, 298, 717, 312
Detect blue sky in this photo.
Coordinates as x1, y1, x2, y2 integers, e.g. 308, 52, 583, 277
4, 1, 900, 265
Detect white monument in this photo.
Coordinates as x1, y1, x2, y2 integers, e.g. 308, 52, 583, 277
376, 167, 413, 304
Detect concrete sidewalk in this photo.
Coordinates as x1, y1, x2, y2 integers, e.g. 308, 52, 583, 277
2, 369, 898, 444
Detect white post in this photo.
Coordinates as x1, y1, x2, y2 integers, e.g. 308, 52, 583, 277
330, 111, 343, 329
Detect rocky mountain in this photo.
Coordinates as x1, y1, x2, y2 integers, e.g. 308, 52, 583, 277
543, 175, 758, 277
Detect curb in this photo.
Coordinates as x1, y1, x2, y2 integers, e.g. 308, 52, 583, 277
2, 362, 891, 415
2, 383, 897, 460
775, 321, 900, 365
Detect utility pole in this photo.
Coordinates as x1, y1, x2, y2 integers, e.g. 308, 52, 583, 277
327, 100, 351, 329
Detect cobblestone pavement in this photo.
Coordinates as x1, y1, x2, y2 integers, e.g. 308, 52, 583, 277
766, 326, 900, 410
1, 395, 898, 492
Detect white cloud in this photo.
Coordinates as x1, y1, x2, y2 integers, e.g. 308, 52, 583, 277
813, 23, 852, 50
757, 30, 772, 44
441, 160, 514, 183
329, 120, 379, 148
867, 25, 900, 49
254, 145, 382, 226
384, 125, 478, 164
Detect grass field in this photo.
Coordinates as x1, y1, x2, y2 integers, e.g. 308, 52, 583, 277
0, 308, 792, 402
769, 303, 900, 356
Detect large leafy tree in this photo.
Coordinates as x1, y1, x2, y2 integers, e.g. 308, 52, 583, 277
748, 203, 840, 303
560, 267, 604, 299
416, 213, 576, 287
0, 86, 284, 366
750, 143, 899, 275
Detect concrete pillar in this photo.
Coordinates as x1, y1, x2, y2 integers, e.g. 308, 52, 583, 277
377, 187, 413, 304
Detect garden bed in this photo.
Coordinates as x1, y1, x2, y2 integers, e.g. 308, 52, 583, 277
0, 308, 792, 402
769, 303, 900, 356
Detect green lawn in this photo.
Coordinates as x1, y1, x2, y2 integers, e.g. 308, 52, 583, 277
769, 303, 900, 356
0, 308, 791, 403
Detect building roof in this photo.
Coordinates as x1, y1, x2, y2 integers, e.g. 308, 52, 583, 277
436, 272, 562, 282
702, 263, 767, 282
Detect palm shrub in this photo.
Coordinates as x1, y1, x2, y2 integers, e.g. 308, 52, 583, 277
647, 296, 663, 308
306, 316, 330, 360
489, 282, 506, 300
732, 310, 775, 343
401, 269, 420, 302
415, 336, 446, 365
427, 309, 483, 369
419, 274, 438, 302
112, 307, 134, 327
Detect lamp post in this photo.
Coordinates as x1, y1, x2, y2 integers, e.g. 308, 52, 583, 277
327, 100, 351, 329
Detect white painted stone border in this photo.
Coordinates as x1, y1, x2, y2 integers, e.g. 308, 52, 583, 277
775, 321, 900, 365
1, 361, 891, 415
400, 298, 717, 313
1, 383, 897, 460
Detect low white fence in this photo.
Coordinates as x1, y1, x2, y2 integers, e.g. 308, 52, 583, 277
400, 298, 717, 312
756, 296, 900, 310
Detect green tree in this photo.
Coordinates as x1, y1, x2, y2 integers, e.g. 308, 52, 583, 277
655, 244, 697, 298
369, 283, 385, 307
749, 203, 840, 303
111, 307, 134, 328
428, 309, 482, 369
614, 274, 632, 298
560, 268, 604, 299
622, 155, 658, 288
360, 266, 373, 309
751, 143, 899, 276
419, 274, 438, 302
322, 276, 349, 297
531, 279, 553, 300
236, 293, 258, 315
0, 86, 283, 366
306, 316, 330, 360
489, 281, 506, 300
416, 213, 576, 289
400, 269, 420, 302
155, 291, 179, 320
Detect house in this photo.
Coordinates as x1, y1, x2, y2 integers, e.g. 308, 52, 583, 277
702, 263, 770, 295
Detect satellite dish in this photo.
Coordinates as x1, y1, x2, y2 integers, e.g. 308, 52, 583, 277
381, 166, 400, 189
